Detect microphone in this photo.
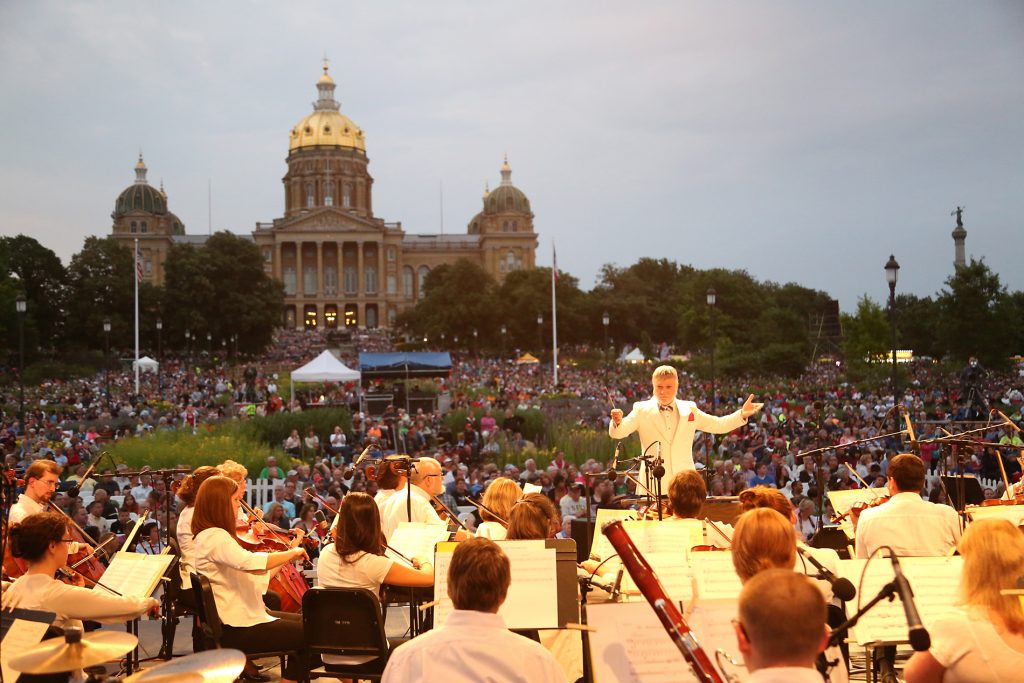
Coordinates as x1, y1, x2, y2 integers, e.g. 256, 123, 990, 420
796, 546, 856, 602
67, 453, 106, 498
889, 551, 931, 651
651, 442, 665, 480
606, 441, 621, 481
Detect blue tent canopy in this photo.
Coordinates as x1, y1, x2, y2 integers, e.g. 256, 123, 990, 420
358, 352, 452, 379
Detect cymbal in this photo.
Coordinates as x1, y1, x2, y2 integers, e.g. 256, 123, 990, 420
125, 649, 247, 683
9, 630, 138, 674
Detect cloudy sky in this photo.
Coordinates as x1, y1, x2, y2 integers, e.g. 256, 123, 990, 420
1, 1, 1021, 311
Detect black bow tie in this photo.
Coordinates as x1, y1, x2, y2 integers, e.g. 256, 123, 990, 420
659, 404, 674, 412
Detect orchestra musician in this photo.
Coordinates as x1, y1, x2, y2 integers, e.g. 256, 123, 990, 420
734, 569, 830, 683
1, 512, 158, 629
380, 538, 567, 683
855, 453, 961, 559
191, 475, 312, 683
731, 508, 847, 683
475, 478, 522, 541
609, 365, 763, 482
664, 469, 722, 544
174, 466, 221, 583
506, 493, 559, 541
379, 457, 470, 540
329, 455, 407, 537
316, 491, 433, 596
904, 518, 1024, 683
738, 487, 843, 604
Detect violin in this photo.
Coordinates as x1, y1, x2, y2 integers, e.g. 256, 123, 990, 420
603, 519, 727, 682
236, 499, 310, 613
430, 494, 470, 534
48, 503, 107, 586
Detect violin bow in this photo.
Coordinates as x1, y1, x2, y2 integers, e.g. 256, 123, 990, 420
465, 497, 509, 528
429, 494, 470, 532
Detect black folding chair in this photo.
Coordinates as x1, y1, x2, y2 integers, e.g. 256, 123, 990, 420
189, 573, 292, 675
301, 587, 397, 682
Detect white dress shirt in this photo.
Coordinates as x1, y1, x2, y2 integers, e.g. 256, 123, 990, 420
380, 485, 446, 540
748, 667, 824, 683
176, 505, 196, 579
381, 609, 567, 683
855, 492, 961, 558
9, 494, 44, 526
194, 527, 274, 627
475, 521, 508, 540
929, 608, 1024, 683
315, 544, 393, 598
1, 573, 154, 630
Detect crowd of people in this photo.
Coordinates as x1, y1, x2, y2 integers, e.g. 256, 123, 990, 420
4, 330, 1024, 682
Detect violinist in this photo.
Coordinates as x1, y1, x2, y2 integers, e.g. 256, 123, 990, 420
192, 476, 312, 683
174, 465, 221, 582
506, 493, 559, 541
734, 569, 830, 683
475, 478, 521, 541
380, 457, 469, 540
664, 470, 719, 545
11, 461, 67, 526
855, 453, 961, 559
316, 492, 433, 598
1, 512, 158, 630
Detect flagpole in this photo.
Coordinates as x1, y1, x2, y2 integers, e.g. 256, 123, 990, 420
134, 238, 140, 395
551, 242, 558, 387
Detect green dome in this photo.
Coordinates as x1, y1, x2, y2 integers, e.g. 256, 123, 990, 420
484, 184, 531, 215
114, 183, 167, 216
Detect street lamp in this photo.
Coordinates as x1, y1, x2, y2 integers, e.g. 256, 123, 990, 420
103, 317, 112, 400
232, 333, 238, 357
706, 288, 717, 409
185, 328, 191, 388
441, 332, 446, 347
156, 318, 163, 394
602, 311, 610, 362
15, 294, 26, 428
537, 313, 543, 352
206, 332, 212, 355
885, 254, 900, 402
473, 328, 478, 356
500, 324, 507, 358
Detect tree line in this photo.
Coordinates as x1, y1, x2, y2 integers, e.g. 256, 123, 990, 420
2, 232, 1022, 379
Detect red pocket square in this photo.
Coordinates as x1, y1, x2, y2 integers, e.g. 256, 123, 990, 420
687, 412, 695, 422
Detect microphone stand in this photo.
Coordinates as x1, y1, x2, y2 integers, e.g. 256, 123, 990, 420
155, 465, 192, 660
827, 578, 900, 649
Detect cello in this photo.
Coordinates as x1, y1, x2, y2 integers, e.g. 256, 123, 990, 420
236, 499, 309, 613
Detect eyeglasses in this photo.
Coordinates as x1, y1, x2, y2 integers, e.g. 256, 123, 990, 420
60, 538, 76, 544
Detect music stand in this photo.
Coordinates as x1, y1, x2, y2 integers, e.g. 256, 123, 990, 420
941, 475, 984, 511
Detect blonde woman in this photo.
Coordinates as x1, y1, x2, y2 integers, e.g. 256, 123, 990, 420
904, 518, 1024, 683
475, 478, 522, 541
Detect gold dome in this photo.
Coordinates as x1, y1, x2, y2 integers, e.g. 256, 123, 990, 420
288, 65, 366, 154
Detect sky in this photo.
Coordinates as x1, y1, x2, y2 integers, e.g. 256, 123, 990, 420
1, 1, 1022, 312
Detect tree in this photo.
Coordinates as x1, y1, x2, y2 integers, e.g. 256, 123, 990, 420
396, 259, 497, 349
162, 232, 284, 356
0, 235, 67, 353
593, 258, 686, 347
841, 296, 890, 364
937, 259, 1013, 366
495, 267, 588, 351
65, 237, 135, 351
894, 294, 941, 359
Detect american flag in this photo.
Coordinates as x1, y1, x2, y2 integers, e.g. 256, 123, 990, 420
135, 249, 144, 283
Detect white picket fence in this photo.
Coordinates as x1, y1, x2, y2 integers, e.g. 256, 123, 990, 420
246, 478, 283, 511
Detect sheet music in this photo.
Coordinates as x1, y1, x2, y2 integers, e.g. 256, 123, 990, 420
966, 504, 1024, 525
612, 521, 696, 601
618, 552, 694, 603
433, 540, 557, 630
590, 509, 638, 560
387, 522, 450, 563
1, 608, 55, 683
587, 600, 748, 683
837, 556, 963, 645
523, 482, 543, 495
827, 487, 888, 517
95, 552, 173, 598
690, 552, 743, 600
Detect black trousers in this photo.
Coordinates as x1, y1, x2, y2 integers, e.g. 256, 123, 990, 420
220, 611, 312, 681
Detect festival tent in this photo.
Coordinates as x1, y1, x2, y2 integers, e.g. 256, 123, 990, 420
291, 350, 361, 383
132, 356, 159, 373
515, 353, 540, 365
290, 350, 360, 402
621, 348, 646, 364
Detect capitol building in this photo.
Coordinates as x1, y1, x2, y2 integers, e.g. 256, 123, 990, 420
110, 64, 538, 330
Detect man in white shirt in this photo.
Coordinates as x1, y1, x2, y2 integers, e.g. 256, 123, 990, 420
558, 483, 587, 520
733, 569, 830, 683
379, 457, 450, 540
130, 474, 154, 503
855, 453, 962, 559
10, 460, 64, 525
381, 538, 566, 683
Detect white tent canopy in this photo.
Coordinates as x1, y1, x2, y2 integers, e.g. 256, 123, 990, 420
291, 350, 360, 383
133, 356, 159, 373
621, 348, 646, 364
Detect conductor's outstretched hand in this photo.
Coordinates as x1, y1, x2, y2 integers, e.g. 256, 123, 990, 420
740, 394, 764, 419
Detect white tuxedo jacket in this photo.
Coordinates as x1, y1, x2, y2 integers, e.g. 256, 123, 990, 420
608, 397, 747, 484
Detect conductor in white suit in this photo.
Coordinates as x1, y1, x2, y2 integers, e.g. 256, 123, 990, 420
609, 365, 763, 485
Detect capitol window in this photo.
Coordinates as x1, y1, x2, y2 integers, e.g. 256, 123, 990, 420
130, 222, 137, 233
387, 246, 396, 262
141, 222, 148, 233
386, 274, 396, 294
342, 184, 351, 208
365, 266, 378, 294
324, 182, 334, 207
402, 266, 414, 298
305, 183, 315, 208
417, 266, 430, 299
343, 266, 357, 294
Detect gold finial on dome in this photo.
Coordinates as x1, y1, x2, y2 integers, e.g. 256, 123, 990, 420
500, 154, 512, 187
483, 181, 490, 199
159, 179, 167, 199
134, 152, 148, 185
